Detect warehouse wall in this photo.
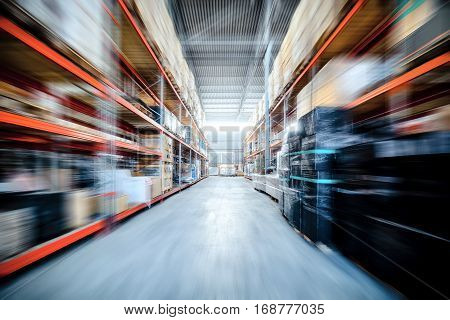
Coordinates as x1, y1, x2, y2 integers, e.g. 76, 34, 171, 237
204, 125, 251, 166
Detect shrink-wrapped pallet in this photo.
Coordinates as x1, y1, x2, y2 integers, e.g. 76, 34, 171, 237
270, 0, 347, 104
296, 56, 390, 118
133, 0, 202, 123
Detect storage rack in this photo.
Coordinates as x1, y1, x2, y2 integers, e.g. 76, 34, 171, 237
243, 0, 449, 176
0, 1, 208, 276
241, 0, 449, 297
244, 0, 366, 175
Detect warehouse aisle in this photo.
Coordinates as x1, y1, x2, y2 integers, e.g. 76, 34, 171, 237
0, 177, 397, 299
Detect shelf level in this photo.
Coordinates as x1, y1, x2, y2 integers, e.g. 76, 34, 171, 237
344, 53, 450, 109
0, 17, 207, 159
245, 0, 365, 142
0, 111, 161, 156
0, 176, 207, 277
117, 0, 208, 146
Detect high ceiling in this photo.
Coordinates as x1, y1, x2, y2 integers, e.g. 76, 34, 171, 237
169, 0, 300, 123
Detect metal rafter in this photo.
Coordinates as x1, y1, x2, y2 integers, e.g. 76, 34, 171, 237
169, 0, 300, 122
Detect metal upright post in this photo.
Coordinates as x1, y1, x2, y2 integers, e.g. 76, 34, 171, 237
264, 42, 272, 174
195, 152, 198, 180
160, 75, 164, 198
178, 104, 182, 186
283, 96, 288, 133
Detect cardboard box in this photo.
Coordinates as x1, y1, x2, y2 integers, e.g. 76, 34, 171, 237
0, 208, 34, 260
150, 177, 162, 198
163, 149, 173, 162
64, 190, 94, 229
116, 194, 129, 213
141, 134, 161, 149
163, 177, 173, 191
162, 164, 173, 191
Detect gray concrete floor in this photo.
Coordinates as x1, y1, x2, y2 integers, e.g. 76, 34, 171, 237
0, 177, 398, 299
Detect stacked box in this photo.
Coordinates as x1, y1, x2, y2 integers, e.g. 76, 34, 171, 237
181, 125, 192, 144
269, 0, 347, 104
282, 186, 302, 230
252, 174, 266, 193
332, 131, 450, 298
139, 165, 161, 176
162, 163, 173, 191
296, 57, 390, 119
150, 177, 162, 198
278, 143, 290, 189
141, 133, 161, 149
0, 208, 34, 260
133, 0, 203, 127
162, 135, 173, 163
265, 174, 282, 202
64, 190, 96, 229
292, 107, 351, 244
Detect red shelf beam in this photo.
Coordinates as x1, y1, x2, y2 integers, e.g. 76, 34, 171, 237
116, 0, 208, 146
0, 219, 106, 278
0, 17, 207, 159
345, 53, 450, 109
0, 176, 207, 277
0, 111, 161, 156
245, 0, 365, 142
245, 149, 264, 159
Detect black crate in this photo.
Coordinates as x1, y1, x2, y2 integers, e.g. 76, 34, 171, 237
282, 187, 302, 229
289, 155, 302, 181
301, 203, 318, 242
300, 152, 336, 171
290, 165, 302, 178
30, 192, 66, 243
288, 137, 302, 153
0, 192, 66, 244
301, 132, 356, 151
302, 203, 333, 245
302, 181, 333, 210
290, 178, 302, 190
332, 208, 449, 298
317, 214, 333, 246
278, 169, 290, 188
301, 170, 334, 180
298, 107, 350, 136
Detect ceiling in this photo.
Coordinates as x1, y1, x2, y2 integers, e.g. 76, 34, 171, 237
169, 0, 300, 123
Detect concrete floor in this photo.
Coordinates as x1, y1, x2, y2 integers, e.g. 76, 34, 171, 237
0, 177, 397, 299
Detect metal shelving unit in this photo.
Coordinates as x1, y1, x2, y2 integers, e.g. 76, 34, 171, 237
243, 0, 449, 177
0, 1, 209, 276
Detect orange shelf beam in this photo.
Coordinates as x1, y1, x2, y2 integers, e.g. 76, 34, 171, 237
117, 0, 208, 146
245, 0, 365, 142
0, 176, 207, 277
271, 0, 365, 113
345, 53, 450, 109
0, 219, 106, 277
270, 140, 282, 149
0, 111, 105, 143
0, 17, 107, 96
0, 18, 206, 159
245, 149, 265, 159
0, 111, 161, 156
